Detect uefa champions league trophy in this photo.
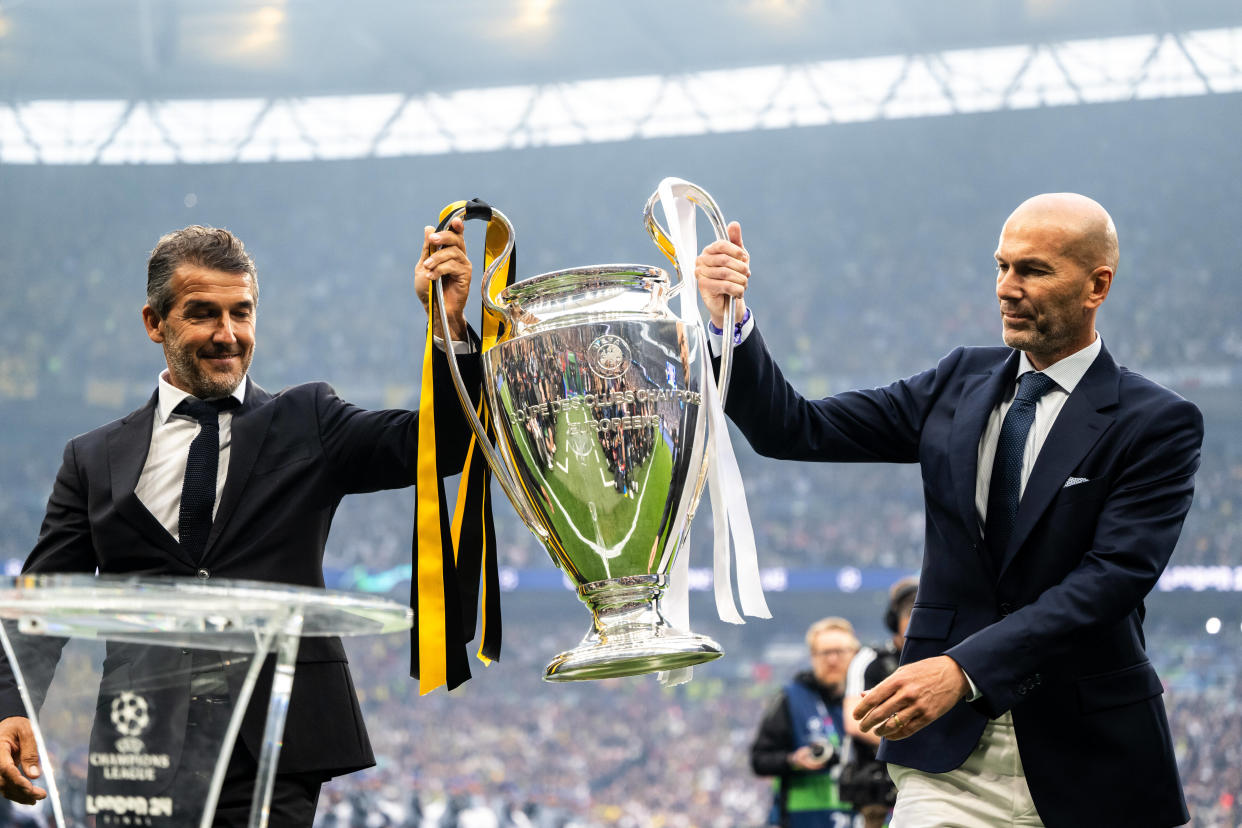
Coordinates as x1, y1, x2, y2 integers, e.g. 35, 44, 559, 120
433, 180, 760, 681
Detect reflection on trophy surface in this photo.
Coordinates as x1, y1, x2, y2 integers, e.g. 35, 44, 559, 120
438, 185, 753, 681
483, 266, 720, 680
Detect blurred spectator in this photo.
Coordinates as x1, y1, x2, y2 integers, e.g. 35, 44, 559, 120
750, 618, 860, 827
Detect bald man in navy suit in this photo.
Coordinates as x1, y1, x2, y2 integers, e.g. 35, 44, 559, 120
695, 194, 1200, 827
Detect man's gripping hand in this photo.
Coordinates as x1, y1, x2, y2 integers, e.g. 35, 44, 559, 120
853, 656, 971, 741
694, 220, 749, 329
0, 716, 46, 805
415, 216, 473, 342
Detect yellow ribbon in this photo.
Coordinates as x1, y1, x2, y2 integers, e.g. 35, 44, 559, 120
414, 199, 514, 693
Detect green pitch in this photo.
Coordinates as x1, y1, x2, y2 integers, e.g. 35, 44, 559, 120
498, 385, 678, 585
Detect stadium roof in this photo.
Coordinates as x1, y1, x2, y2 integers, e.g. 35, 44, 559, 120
2, 0, 1241, 101
3, 25, 1240, 165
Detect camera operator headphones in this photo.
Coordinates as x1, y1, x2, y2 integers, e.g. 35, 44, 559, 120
884, 577, 920, 633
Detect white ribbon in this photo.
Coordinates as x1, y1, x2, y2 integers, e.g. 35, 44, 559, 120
654, 178, 771, 681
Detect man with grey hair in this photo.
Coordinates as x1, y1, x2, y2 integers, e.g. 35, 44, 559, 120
0, 221, 478, 825
698, 193, 1202, 826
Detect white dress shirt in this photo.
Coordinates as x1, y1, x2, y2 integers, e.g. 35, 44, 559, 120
134, 373, 247, 542
974, 334, 1102, 531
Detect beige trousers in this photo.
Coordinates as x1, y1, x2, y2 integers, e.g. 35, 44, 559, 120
888, 712, 1045, 827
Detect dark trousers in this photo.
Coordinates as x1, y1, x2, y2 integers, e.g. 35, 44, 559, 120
181, 692, 323, 828
211, 737, 324, 828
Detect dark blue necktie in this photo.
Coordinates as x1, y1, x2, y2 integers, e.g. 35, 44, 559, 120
985, 371, 1057, 570
174, 397, 238, 561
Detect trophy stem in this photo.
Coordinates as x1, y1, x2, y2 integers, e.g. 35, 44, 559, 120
543, 575, 722, 682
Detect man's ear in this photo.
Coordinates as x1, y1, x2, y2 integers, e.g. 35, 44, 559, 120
142, 305, 165, 344
1084, 266, 1113, 310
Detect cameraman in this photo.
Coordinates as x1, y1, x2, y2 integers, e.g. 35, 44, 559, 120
840, 577, 919, 828
751, 617, 860, 827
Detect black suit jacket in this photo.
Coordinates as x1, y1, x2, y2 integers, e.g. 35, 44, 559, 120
1, 349, 478, 779
723, 327, 1201, 828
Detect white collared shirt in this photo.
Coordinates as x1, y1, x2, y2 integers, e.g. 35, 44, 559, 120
134, 373, 247, 541
974, 334, 1102, 530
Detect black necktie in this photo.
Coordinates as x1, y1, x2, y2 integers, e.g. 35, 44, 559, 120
985, 371, 1057, 570
174, 397, 238, 561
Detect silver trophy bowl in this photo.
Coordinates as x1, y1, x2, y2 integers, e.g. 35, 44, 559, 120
436, 186, 739, 680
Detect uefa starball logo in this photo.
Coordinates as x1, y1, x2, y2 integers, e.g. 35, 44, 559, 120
587, 335, 631, 379
110, 691, 150, 754
88, 690, 173, 806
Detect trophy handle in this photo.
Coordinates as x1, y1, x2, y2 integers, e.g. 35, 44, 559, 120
641, 181, 739, 406
431, 205, 550, 540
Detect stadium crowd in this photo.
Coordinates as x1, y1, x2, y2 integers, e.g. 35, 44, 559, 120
314, 632, 774, 827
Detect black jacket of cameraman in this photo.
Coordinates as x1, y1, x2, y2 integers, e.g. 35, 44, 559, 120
751, 671, 853, 824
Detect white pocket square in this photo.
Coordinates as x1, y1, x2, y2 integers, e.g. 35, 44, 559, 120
1063, 476, 1090, 488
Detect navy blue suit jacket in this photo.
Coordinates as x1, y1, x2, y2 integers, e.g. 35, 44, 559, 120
1, 349, 478, 780
724, 327, 1201, 828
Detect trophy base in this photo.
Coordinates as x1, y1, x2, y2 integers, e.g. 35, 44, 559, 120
543, 575, 723, 682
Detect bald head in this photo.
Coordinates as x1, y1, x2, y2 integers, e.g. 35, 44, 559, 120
993, 193, 1118, 369
1004, 193, 1119, 274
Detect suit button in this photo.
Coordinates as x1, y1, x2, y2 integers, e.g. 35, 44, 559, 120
1016, 686, 1027, 696
197, 568, 210, 580
999, 602, 1013, 616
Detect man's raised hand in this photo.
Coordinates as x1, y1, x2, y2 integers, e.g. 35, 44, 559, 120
694, 221, 750, 329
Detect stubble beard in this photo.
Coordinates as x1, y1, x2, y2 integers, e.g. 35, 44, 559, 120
1002, 314, 1073, 364
164, 334, 251, 399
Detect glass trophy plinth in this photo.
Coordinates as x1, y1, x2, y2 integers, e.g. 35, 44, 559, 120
0, 574, 412, 828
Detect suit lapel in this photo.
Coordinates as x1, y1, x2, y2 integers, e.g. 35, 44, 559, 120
205, 379, 274, 558
949, 352, 1019, 561
108, 392, 195, 566
998, 347, 1120, 576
